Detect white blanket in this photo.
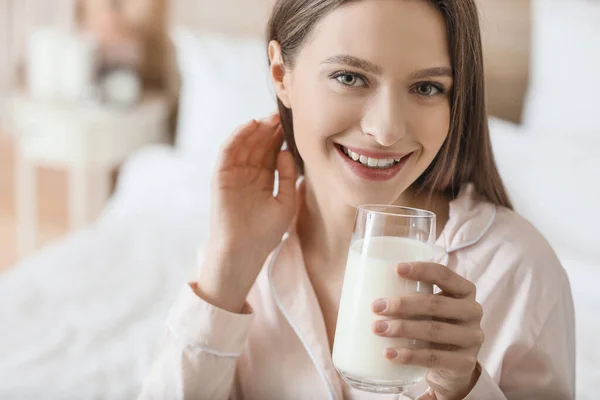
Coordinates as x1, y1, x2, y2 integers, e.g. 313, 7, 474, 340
0, 146, 211, 399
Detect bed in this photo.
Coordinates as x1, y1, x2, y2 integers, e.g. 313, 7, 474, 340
1, 0, 599, 398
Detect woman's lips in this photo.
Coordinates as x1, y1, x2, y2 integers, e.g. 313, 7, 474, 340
335, 144, 412, 181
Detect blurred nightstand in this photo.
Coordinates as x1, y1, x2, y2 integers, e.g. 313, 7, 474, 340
6, 92, 170, 256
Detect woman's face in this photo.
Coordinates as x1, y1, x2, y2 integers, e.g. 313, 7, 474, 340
272, 0, 452, 206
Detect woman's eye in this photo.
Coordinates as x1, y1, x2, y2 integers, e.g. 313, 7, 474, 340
415, 83, 442, 96
335, 73, 366, 87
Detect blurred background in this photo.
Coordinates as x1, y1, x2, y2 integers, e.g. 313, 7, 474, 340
0, 0, 177, 268
0, 0, 598, 398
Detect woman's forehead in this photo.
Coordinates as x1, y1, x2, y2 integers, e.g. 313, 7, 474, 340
300, 0, 451, 73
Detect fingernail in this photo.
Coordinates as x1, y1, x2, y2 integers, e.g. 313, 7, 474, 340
397, 264, 412, 275
385, 348, 399, 359
372, 298, 388, 313
373, 320, 389, 333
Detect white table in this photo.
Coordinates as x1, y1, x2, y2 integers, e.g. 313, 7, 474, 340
5, 92, 170, 256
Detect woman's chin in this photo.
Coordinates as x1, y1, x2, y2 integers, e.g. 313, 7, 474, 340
328, 160, 417, 207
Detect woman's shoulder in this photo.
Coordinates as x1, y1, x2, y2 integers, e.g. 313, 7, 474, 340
442, 185, 569, 289
488, 206, 565, 275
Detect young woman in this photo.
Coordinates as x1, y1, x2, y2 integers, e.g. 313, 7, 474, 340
140, 0, 575, 398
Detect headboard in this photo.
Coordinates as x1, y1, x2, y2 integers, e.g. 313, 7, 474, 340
170, 0, 531, 123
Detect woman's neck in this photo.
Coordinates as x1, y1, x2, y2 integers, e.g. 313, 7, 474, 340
297, 180, 355, 267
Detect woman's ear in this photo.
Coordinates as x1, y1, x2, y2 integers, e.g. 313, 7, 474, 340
268, 40, 292, 109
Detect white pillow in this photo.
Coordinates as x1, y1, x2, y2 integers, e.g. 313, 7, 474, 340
171, 28, 277, 165
490, 118, 600, 262
523, 0, 600, 134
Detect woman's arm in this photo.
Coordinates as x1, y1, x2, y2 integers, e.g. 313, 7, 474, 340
138, 283, 254, 400
139, 115, 295, 399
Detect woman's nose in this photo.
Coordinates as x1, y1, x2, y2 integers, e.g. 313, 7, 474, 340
361, 90, 407, 147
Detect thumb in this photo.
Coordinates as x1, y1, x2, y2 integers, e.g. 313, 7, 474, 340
275, 150, 297, 207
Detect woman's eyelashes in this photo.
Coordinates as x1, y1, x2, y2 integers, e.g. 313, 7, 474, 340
330, 71, 369, 88
329, 71, 448, 99
411, 82, 447, 98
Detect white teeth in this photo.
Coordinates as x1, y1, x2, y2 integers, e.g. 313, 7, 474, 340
340, 145, 402, 169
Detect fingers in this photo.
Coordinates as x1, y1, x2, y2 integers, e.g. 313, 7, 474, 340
372, 319, 485, 348
216, 114, 280, 170
275, 149, 297, 206
397, 262, 476, 299
247, 114, 281, 166
264, 126, 285, 171
372, 294, 484, 323
216, 119, 259, 169
385, 347, 478, 376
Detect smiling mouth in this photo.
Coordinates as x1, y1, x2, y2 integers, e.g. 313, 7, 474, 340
336, 144, 408, 169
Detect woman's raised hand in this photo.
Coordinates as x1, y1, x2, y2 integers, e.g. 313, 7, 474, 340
194, 114, 298, 313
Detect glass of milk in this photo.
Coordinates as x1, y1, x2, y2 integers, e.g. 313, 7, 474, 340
332, 205, 436, 394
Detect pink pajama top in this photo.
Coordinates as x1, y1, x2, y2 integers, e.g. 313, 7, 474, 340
140, 185, 575, 399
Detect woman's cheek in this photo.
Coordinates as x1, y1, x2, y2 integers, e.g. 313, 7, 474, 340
409, 103, 450, 152
292, 82, 362, 156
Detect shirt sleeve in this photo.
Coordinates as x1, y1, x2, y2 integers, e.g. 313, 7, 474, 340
138, 283, 254, 400
465, 275, 576, 400
463, 364, 506, 399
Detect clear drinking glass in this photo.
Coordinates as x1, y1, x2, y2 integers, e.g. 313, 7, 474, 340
332, 205, 436, 394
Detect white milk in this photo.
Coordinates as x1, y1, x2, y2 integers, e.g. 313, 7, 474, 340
332, 236, 434, 386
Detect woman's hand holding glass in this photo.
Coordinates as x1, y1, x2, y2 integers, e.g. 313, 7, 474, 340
372, 262, 484, 400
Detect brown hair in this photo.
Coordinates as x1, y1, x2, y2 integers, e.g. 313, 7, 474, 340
267, 0, 513, 209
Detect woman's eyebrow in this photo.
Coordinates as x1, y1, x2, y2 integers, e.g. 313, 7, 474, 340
321, 54, 383, 75
409, 67, 453, 80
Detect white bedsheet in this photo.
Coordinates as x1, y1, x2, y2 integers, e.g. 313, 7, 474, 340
0, 139, 598, 399
0, 145, 212, 399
